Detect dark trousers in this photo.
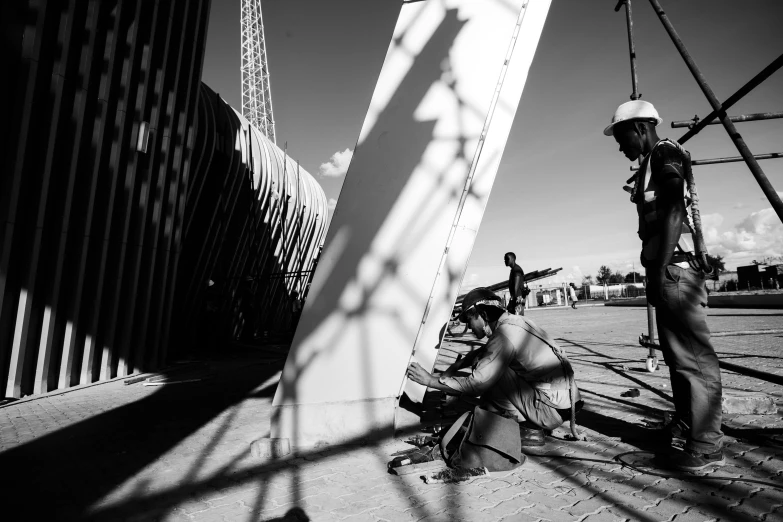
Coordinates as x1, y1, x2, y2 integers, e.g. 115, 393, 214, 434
656, 265, 723, 453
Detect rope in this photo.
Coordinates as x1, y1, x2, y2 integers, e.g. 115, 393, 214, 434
551, 347, 586, 441
615, 451, 783, 488
565, 360, 586, 441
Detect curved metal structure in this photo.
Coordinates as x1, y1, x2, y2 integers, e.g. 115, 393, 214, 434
0, 0, 326, 399
173, 83, 328, 353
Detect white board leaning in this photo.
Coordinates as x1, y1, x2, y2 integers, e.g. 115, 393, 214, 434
271, 0, 553, 449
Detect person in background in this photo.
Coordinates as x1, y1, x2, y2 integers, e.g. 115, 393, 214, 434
504, 252, 527, 316
568, 283, 578, 309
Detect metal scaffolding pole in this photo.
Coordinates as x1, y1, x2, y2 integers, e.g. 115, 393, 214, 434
631, 152, 783, 170
672, 110, 783, 129
615, 0, 641, 100
647, 0, 783, 222
677, 53, 783, 142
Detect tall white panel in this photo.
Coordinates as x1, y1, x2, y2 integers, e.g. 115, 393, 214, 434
272, 0, 552, 449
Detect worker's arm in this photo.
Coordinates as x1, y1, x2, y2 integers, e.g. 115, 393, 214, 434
406, 347, 483, 392
407, 334, 515, 395
648, 146, 687, 301
645, 146, 686, 301
441, 347, 482, 378
406, 363, 459, 393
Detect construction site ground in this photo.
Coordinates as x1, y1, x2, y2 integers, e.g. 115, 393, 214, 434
1, 306, 782, 522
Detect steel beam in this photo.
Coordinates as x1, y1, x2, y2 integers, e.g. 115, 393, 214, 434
677, 53, 783, 143
630, 152, 783, 170
672, 111, 783, 129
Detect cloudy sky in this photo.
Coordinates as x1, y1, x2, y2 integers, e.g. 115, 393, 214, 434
203, 0, 783, 289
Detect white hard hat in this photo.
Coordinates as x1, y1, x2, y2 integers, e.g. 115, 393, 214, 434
603, 100, 662, 136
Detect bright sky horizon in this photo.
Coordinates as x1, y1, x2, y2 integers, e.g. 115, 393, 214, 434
203, 0, 783, 291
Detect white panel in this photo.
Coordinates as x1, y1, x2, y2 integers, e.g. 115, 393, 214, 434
405, 0, 553, 402
272, 0, 552, 447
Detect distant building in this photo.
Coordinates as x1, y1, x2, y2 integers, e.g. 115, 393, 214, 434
718, 270, 737, 284
737, 264, 783, 290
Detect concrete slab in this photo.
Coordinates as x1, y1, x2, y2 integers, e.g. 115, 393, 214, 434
0, 307, 781, 521
722, 390, 778, 414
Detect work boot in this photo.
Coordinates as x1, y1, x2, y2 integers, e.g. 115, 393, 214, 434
519, 425, 545, 446
654, 447, 725, 472
649, 417, 689, 448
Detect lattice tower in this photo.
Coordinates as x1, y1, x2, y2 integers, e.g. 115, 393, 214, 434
241, 0, 276, 143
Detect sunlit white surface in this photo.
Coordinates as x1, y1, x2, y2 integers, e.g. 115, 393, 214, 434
272, 0, 552, 447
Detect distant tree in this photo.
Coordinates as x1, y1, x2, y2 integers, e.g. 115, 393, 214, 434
608, 271, 625, 284
706, 254, 725, 273
753, 255, 783, 266
582, 275, 594, 285
596, 265, 612, 284
625, 271, 645, 283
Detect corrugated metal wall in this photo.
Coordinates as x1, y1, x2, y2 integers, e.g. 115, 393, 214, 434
173, 84, 328, 354
0, 0, 328, 401
0, 0, 213, 399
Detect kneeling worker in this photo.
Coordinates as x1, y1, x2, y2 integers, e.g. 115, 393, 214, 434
407, 288, 584, 445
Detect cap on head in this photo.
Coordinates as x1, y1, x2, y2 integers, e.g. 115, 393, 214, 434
458, 287, 505, 322
603, 100, 662, 136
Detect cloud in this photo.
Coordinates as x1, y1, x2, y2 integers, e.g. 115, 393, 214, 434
319, 148, 353, 177
566, 266, 583, 281
701, 209, 783, 268
327, 198, 337, 211
737, 208, 781, 235
732, 202, 746, 209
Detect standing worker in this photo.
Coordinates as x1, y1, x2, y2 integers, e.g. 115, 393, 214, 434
504, 252, 527, 316
605, 100, 723, 472
568, 283, 578, 309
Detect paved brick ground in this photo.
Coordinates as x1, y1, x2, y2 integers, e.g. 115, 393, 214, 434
1, 307, 782, 521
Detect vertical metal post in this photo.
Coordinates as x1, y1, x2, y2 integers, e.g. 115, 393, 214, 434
615, 0, 641, 100
294, 161, 302, 294
647, 0, 783, 224
646, 304, 656, 343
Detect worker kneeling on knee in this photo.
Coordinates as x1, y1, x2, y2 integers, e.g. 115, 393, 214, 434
407, 288, 584, 445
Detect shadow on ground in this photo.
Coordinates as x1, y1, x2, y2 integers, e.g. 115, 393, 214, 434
0, 348, 284, 520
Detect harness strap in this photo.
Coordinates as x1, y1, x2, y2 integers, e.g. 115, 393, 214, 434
440, 411, 472, 463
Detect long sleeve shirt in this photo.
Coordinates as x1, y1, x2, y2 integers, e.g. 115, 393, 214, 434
440, 314, 575, 409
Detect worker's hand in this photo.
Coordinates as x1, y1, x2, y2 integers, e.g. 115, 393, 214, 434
407, 362, 434, 387
506, 301, 515, 314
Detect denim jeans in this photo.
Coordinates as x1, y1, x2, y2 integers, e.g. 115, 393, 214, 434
482, 367, 581, 431
656, 265, 723, 453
